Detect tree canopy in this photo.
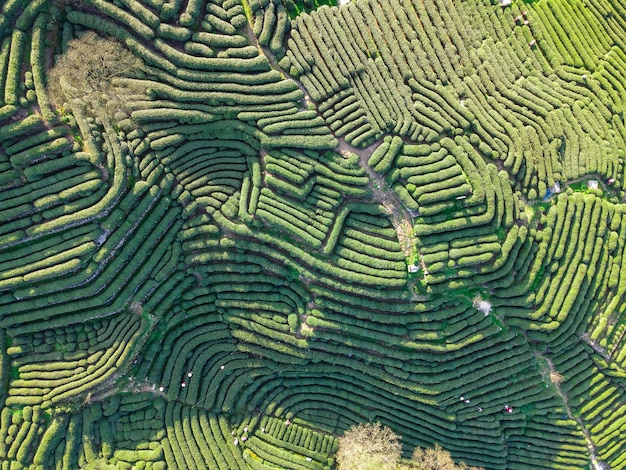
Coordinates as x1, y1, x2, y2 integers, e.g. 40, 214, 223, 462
47, 31, 143, 110
337, 423, 483, 470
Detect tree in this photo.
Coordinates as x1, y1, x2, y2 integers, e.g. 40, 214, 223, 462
336, 424, 483, 470
409, 444, 483, 470
336, 422, 403, 470
47, 31, 143, 114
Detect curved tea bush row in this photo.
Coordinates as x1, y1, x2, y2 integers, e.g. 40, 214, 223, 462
163, 402, 245, 469
368, 135, 403, 174
250, 0, 290, 56
248, 149, 372, 249
1, 0, 414, 469
332, 211, 406, 275
247, 415, 335, 465
389, 137, 517, 286
2, 0, 626, 468
67, 6, 337, 153
5, 314, 146, 407
490, 191, 626, 465
284, 0, 470, 145
0, 116, 107, 299
288, 0, 625, 190
552, 343, 626, 466
257, 188, 331, 249
169, 196, 584, 461
0, 404, 45, 466
276, 2, 621, 458
0, 179, 183, 334
502, 194, 613, 340
26, 394, 168, 469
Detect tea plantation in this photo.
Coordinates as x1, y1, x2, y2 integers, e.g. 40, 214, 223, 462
0, 0, 626, 468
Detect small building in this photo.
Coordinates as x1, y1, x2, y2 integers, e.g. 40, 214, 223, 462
475, 300, 492, 316
499, 0, 512, 6
407, 264, 420, 273
588, 180, 599, 190
551, 182, 561, 194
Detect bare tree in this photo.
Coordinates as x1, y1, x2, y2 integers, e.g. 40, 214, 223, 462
336, 422, 403, 470
336, 423, 484, 470
47, 31, 143, 114
410, 444, 483, 470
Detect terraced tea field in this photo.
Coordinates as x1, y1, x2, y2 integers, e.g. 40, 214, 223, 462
1, 0, 626, 468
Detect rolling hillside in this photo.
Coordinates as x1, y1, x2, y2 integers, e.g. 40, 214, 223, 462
0, 0, 626, 468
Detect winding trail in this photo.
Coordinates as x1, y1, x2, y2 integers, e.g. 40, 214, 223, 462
337, 137, 429, 297
246, 19, 427, 290
336, 137, 415, 256
242, 23, 313, 111
246, 14, 616, 467
535, 352, 607, 470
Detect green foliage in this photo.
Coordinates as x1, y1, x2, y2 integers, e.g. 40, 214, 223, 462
1, 0, 626, 469
284, 0, 338, 19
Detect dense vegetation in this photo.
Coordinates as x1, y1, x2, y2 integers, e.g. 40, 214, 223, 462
0, 0, 625, 468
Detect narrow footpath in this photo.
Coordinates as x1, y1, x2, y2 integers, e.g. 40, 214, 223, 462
536, 353, 608, 470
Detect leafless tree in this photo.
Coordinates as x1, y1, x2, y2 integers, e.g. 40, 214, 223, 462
410, 444, 484, 470
47, 31, 143, 115
336, 422, 402, 470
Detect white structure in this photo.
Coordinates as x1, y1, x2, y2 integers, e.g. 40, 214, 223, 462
338, 0, 351, 5
588, 180, 599, 190
551, 182, 561, 194
407, 264, 420, 273
499, 0, 512, 6
474, 299, 492, 316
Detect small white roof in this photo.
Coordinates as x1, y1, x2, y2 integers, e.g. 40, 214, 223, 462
499, 0, 512, 5
475, 300, 492, 315
588, 180, 599, 189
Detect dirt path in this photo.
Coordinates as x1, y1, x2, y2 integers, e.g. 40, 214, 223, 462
242, 23, 312, 111
247, 23, 427, 289
535, 352, 608, 470
337, 137, 413, 253
580, 333, 613, 362
245, 23, 419, 256
337, 137, 429, 295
